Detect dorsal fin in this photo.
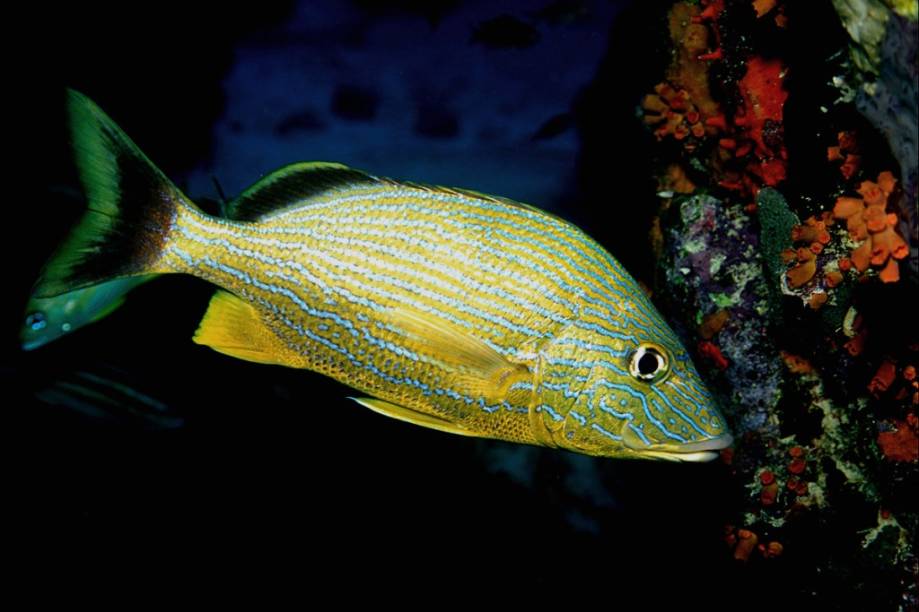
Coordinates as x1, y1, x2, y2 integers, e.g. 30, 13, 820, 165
417, 184, 565, 223
226, 162, 380, 221
437, 186, 544, 213
227, 161, 561, 225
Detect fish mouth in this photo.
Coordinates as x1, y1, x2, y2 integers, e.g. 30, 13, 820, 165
622, 427, 734, 463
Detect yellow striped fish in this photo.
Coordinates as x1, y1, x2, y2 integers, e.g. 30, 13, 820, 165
34, 90, 733, 461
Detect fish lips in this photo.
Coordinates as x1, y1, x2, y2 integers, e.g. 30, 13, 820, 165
622, 425, 734, 462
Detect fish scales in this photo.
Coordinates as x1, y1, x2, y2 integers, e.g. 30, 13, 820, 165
162, 183, 695, 441
164, 188, 586, 407
33, 90, 733, 460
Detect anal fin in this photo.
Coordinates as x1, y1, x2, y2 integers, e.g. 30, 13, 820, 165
193, 290, 295, 366
350, 397, 485, 438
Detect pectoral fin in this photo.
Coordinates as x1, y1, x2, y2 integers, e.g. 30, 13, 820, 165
381, 308, 531, 402
193, 290, 295, 366
350, 397, 485, 437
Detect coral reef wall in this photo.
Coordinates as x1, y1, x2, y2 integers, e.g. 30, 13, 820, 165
640, 0, 917, 608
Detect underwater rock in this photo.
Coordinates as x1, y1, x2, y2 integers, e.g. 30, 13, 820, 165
659, 194, 783, 436
665, 1, 721, 122
657, 188, 918, 611
643, 2, 794, 200
832, 0, 916, 74
649, 0, 918, 604
659, 203, 916, 595
832, 0, 918, 278
832, 0, 896, 74
639, 3, 721, 152
699, 309, 730, 340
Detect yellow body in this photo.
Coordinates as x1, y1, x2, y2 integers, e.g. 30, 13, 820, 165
158, 174, 728, 459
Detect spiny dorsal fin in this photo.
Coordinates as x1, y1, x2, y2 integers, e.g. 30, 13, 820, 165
227, 161, 560, 224
435, 186, 543, 213
226, 162, 381, 221
409, 183, 565, 224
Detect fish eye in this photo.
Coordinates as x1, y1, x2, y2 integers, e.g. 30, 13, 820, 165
25, 312, 48, 332
629, 343, 669, 382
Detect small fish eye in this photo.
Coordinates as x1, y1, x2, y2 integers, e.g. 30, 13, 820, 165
25, 312, 48, 332
629, 343, 669, 382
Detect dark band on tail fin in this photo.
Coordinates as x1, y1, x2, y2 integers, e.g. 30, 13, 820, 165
34, 90, 195, 297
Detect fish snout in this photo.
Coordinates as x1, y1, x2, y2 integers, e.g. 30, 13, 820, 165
621, 424, 734, 462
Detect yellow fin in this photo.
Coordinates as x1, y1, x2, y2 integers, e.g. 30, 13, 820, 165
193, 291, 292, 366
381, 308, 531, 402
350, 397, 484, 438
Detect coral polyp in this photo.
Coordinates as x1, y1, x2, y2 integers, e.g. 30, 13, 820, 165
827, 131, 861, 179
641, 83, 707, 147
833, 171, 909, 283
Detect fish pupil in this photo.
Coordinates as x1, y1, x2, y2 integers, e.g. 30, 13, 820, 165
638, 352, 660, 376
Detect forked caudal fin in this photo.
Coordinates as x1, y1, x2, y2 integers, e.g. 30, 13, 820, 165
33, 90, 198, 298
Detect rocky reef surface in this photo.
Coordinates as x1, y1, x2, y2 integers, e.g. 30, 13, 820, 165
643, 1, 917, 608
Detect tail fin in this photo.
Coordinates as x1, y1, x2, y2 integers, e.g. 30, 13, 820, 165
34, 90, 196, 297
